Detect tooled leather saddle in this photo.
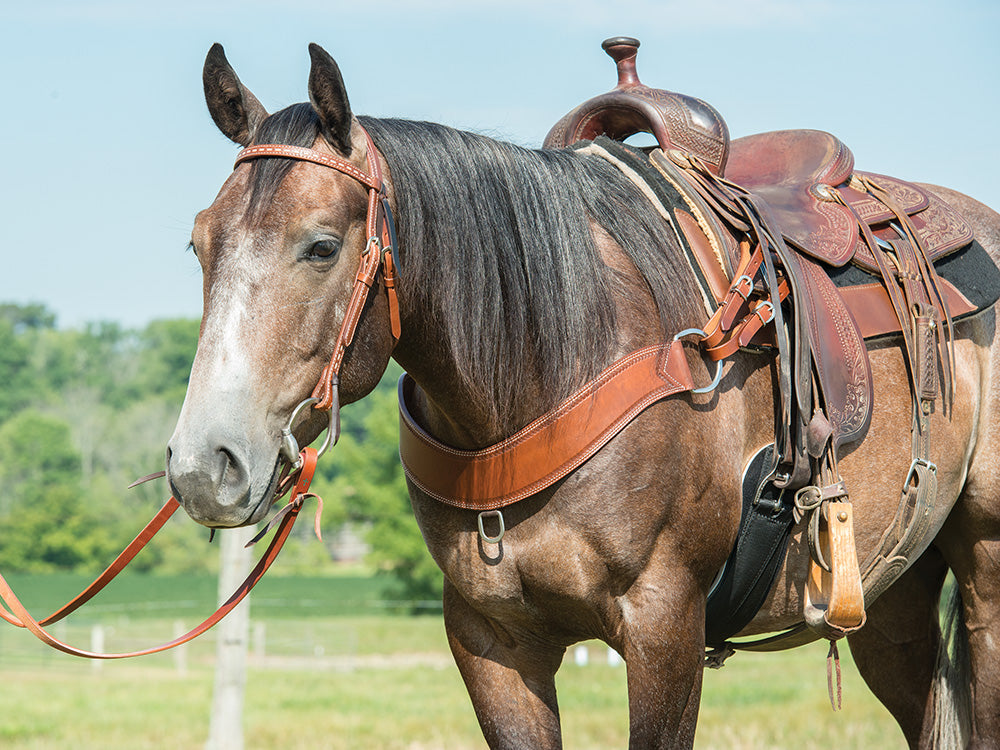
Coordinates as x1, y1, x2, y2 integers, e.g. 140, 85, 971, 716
543, 37, 997, 649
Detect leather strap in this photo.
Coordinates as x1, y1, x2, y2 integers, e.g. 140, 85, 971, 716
398, 340, 698, 510
0, 448, 318, 659
236, 144, 381, 190
0, 498, 180, 629
236, 127, 402, 411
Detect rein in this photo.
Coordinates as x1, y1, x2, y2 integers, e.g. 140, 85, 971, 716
0, 449, 317, 658
0, 124, 399, 659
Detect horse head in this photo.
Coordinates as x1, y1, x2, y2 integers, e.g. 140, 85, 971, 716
166, 44, 396, 527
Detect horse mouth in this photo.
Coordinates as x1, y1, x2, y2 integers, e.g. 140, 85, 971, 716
242, 456, 286, 527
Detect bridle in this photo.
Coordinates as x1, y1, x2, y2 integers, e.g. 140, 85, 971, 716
235, 127, 402, 467
0, 125, 401, 658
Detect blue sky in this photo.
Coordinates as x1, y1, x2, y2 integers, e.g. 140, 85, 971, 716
2, 0, 997, 328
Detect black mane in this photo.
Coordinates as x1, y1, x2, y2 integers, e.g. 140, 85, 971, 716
247, 104, 702, 413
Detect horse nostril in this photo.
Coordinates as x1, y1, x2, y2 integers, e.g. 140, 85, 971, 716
218, 446, 242, 482
164, 433, 254, 525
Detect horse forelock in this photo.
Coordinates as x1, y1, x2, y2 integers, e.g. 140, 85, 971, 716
360, 117, 704, 413
244, 103, 325, 221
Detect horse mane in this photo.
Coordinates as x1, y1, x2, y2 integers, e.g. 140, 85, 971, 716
247, 104, 702, 412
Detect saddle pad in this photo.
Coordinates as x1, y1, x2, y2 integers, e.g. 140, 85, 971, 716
829, 239, 1000, 329
574, 137, 726, 316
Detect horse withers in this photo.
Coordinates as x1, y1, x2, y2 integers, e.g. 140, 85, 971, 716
166, 42, 1000, 748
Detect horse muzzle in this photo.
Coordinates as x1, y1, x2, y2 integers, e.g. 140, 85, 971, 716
165, 431, 278, 528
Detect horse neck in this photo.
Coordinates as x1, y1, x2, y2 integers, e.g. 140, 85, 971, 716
368, 118, 703, 449
388, 229, 686, 451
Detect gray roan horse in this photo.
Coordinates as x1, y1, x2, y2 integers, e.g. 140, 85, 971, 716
166, 43, 1000, 748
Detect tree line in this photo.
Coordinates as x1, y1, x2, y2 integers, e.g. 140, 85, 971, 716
0, 303, 441, 604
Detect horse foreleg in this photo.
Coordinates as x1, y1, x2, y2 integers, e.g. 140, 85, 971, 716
619, 575, 705, 749
847, 547, 948, 748
443, 580, 564, 749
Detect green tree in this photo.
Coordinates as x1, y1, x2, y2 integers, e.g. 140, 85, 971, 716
0, 411, 114, 572
0, 302, 56, 332
321, 371, 444, 607
133, 318, 200, 401
0, 410, 80, 511
0, 319, 36, 420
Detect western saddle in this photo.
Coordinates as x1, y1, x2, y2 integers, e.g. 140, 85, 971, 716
544, 37, 978, 650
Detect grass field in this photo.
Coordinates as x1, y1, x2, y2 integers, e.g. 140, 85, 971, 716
0, 574, 907, 749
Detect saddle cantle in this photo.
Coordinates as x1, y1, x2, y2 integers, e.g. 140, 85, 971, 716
723, 129, 973, 272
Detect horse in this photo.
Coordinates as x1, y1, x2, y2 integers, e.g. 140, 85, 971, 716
166, 42, 1000, 748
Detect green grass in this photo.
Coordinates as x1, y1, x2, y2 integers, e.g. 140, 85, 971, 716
0, 571, 397, 620
0, 576, 907, 748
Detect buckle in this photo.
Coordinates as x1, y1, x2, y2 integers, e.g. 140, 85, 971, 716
673, 328, 723, 394
903, 458, 936, 491
732, 274, 754, 301
753, 301, 775, 326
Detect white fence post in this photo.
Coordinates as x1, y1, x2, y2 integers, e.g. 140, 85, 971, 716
90, 625, 104, 673
173, 620, 187, 675
205, 525, 256, 750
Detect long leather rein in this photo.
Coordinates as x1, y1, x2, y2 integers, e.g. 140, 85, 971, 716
0, 126, 400, 659
0, 452, 317, 658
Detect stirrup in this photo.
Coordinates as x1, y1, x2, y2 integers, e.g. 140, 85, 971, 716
803, 500, 866, 640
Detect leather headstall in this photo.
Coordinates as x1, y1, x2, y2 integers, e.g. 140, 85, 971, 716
234, 126, 402, 413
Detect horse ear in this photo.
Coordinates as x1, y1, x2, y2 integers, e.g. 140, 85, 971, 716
307, 43, 353, 156
203, 43, 268, 146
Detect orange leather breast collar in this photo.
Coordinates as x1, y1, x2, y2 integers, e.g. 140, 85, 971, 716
398, 334, 718, 511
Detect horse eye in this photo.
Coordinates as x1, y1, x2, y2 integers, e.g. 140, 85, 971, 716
308, 239, 341, 260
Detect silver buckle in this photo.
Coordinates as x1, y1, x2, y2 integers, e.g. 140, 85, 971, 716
673, 328, 723, 394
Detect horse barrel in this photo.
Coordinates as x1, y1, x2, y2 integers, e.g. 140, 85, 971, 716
543, 37, 730, 176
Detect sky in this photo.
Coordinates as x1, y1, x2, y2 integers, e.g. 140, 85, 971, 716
1, 0, 997, 328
